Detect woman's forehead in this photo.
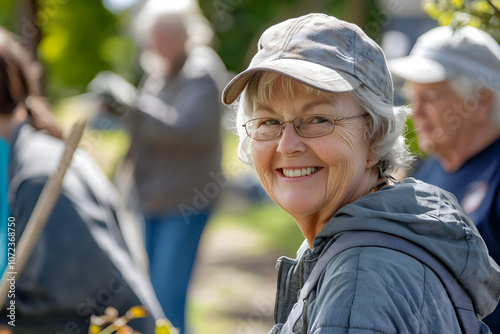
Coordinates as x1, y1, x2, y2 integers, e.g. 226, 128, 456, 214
251, 74, 351, 100
254, 79, 358, 109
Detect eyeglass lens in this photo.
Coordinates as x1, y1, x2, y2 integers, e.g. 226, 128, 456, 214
246, 115, 335, 140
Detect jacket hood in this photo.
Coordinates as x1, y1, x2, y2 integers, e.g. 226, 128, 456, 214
314, 178, 500, 318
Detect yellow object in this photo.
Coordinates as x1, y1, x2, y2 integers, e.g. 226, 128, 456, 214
89, 325, 101, 334
472, 0, 493, 13
128, 305, 149, 319
155, 318, 179, 334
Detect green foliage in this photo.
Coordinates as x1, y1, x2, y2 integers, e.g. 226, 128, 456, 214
423, 0, 500, 39
39, 0, 114, 95
213, 202, 304, 256
405, 117, 425, 159
1, 0, 380, 100
0, 0, 137, 99
200, 0, 299, 72
198, 0, 370, 73
0, 0, 17, 30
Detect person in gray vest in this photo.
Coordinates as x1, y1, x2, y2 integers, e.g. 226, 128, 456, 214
222, 13, 500, 333
0, 27, 163, 333
88, 3, 228, 332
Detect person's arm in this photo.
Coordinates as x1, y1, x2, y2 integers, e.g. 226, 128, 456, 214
129, 75, 221, 149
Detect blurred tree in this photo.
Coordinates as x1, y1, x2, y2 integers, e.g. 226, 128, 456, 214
0, 0, 379, 100
20, 0, 41, 60
0, 0, 137, 99
422, 0, 500, 39
0, 0, 18, 36
0, 0, 41, 91
198, 0, 376, 73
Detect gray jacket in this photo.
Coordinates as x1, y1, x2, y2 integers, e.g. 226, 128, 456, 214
3, 123, 163, 333
270, 178, 500, 333
124, 46, 227, 216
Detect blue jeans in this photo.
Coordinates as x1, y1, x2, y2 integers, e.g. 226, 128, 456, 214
144, 209, 211, 334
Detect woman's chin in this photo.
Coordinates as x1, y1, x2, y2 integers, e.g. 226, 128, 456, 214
277, 199, 322, 220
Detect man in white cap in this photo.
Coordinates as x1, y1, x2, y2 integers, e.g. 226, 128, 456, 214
389, 25, 500, 331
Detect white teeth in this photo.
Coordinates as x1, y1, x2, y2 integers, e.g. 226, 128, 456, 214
283, 167, 318, 177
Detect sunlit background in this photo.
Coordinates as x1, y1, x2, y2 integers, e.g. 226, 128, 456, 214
1, 0, 499, 333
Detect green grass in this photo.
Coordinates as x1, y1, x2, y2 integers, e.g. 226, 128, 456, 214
211, 202, 304, 256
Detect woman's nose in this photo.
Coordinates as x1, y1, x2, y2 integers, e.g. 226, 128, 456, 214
276, 123, 307, 155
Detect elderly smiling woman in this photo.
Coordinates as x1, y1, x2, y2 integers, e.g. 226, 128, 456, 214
222, 13, 500, 334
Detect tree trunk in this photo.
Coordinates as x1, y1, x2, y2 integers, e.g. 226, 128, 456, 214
17, 0, 41, 61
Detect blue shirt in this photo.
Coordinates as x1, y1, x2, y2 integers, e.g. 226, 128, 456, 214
413, 137, 500, 331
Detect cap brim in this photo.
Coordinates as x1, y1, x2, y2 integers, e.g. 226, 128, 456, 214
222, 58, 362, 105
388, 56, 455, 83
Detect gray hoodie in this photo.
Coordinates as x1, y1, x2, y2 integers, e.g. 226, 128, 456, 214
271, 178, 500, 333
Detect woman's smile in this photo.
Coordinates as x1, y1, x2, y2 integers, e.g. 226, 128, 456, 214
279, 167, 321, 178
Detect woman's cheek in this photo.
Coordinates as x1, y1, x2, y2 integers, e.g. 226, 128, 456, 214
251, 141, 275, 187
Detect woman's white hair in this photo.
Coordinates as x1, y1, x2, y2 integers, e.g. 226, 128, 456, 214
234, 72, 413, 176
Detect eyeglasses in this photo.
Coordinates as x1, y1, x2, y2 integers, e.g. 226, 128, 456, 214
242, 114, 368, 141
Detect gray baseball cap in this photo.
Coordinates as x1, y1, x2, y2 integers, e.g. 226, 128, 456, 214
389, 25, 500, 83
222, 13, 394, 105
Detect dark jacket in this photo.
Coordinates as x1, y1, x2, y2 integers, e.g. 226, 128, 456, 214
271, 178, 500, 333
2, 123, 163, 333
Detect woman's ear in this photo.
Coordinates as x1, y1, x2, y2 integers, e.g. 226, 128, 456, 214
366, 147, 379, 169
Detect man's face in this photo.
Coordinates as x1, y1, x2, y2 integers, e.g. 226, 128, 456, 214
150, 21, 187, 65
409, 81, 475, 155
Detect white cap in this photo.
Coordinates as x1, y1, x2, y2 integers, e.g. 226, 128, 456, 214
388, 25, 500, 83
